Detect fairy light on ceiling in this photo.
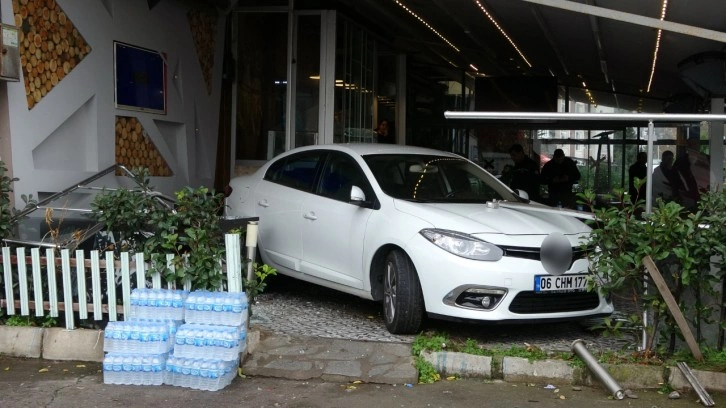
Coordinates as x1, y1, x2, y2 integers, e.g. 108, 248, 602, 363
582, 80, 597, 106
646, 0, 669, 93
473, 0, 532, 68
392, 0, 460, 53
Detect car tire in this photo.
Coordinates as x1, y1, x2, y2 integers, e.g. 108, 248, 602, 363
383, 249, 424, 334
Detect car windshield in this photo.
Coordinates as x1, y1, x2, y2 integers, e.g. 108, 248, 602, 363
364, 154, 520, 203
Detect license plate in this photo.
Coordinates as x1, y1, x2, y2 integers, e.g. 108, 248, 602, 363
534, 274, 588, 293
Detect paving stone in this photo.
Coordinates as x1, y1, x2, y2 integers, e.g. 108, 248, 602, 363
322, 360, 362, 377
503, 357, 574, 384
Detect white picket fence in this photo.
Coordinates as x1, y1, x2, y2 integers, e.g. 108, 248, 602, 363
0, 233, 245, 330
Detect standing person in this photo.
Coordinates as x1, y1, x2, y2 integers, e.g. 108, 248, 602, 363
628, 151, 648, 204
673, 137, 708, 210
652, 150, 683, 203
375, 119, 394, 144
540, 149, 580, 208
507, 144, 540, 202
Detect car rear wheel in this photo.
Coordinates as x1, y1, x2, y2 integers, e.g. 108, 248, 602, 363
383, 249, 424, 334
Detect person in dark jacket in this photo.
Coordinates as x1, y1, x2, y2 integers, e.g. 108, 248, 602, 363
375, 119, 394, 144
628, 151, 648, 204
540, 149, 580, 208
507, 143, 540, 202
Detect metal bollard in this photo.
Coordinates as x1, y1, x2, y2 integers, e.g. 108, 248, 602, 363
571, 339, 625, 400
245, 221, 259, 284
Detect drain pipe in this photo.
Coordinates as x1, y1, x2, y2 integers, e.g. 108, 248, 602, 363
571, 339, 624, 400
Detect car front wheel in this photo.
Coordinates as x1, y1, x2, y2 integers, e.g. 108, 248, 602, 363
383, 249, 424, 334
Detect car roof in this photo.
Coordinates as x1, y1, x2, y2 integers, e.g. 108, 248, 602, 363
283, 143, 464, 158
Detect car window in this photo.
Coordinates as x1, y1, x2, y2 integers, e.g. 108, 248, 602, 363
317, 153, 374, 202
264, 151, 323, 192
364, 154, 518, 202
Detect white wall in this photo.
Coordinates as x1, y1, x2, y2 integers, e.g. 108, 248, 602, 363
0, 0, 225, 208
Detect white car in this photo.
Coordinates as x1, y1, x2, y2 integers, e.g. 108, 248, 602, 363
225, 144, 613, 334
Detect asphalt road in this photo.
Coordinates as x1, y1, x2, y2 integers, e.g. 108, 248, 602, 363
1, 356, 724, 408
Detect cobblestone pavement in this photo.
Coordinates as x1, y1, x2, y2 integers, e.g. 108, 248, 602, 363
250, 275, 640, 354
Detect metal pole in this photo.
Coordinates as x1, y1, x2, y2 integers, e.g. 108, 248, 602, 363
244, 221, 258, 336
642, 120, 655, 353
245, 221, 258, 284
645, 120, 654, 215
571, 339, 624, 400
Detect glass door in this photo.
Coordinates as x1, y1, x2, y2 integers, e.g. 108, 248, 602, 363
293, 14, 321, 148
233, 10, 288, 161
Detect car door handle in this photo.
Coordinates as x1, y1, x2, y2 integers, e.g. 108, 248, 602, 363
303, 212, 317, 220
258, 199, 270, 208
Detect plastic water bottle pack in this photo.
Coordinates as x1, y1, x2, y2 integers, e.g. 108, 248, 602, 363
184, 290, 248, 326
173, 323, 241, 361
102, 352, 167, 385
130, 288, 187, 321
164, 355, 239, 391
103, 320, 174, 354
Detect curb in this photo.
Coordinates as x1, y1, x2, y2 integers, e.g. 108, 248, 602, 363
2, 326, 726, 393
43, 328, 105, 362
0, 326, 258, 363
423, 350, 726, 392
0, 326, 43, 358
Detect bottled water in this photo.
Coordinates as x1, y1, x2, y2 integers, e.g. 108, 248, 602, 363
107, 289, 248, 389
184, 290, 248, 326
130, 288, 187, 320
163, 356, 238, 391
104, 320, 174, 354
173, 323, 241, 361
103, 352, 167, 385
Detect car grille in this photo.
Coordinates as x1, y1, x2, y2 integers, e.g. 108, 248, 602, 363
501, 245, 594, 267
508, 290, 601, 314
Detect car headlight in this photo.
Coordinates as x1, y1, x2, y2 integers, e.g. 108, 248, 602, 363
420, 229, 503, 261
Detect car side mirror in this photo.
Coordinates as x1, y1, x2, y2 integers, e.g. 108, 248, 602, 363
516, 189, 530, 201
350, 185, 366, 202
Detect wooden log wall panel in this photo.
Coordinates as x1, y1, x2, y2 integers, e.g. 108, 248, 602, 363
115, 116, 173, 177
12, 0, 91, 110
188, 10, 216, 95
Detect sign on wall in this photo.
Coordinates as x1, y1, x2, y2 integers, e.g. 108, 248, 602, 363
114, 41, 167, 114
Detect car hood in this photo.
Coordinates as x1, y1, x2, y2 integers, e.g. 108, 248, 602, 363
393, 200, 591, 246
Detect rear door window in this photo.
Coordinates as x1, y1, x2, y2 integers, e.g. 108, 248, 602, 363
264, 151, 324, 192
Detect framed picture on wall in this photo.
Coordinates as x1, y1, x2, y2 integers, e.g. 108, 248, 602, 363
113, 41, 167, 114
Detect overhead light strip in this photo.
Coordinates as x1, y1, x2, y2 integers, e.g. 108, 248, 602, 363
473, 0, 532, 68
582, 81, 596, 106
392, 0, 460, 53
646, 0, 668, 93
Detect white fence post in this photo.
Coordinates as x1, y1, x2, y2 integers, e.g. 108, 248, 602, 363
90, 250, 103, 321
31, 248, 43, 317
2, 247, 14, 315
61, 249, 74, 330
76, 250, 87, 320
135, 252, 146, 289
225, 233, 242, 293
46, 248, 58, 317
120, 252, 132, 320
106, 251, 117, 322
16, 247, 28, 316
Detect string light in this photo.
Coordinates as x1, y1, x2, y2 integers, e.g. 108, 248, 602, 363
473, 0, 532, 68
646, 0, 668, 93
581, 80, 597, 106
392, 0, 460, 53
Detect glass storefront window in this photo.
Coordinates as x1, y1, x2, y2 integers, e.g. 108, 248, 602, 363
334, 17, 375, 143
234, 12, 288, 161
294, 15, 321, 148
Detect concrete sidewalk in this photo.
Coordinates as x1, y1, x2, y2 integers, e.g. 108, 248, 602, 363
241, 328, 726, 394
2, 325, 726, 394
